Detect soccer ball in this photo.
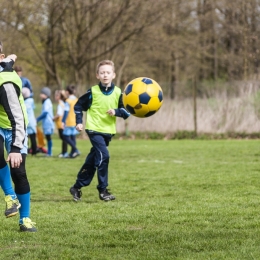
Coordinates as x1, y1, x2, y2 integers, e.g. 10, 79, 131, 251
122, 77, 163, 118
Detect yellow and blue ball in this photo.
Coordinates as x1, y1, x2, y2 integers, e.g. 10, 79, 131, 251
123, 77, 163, 118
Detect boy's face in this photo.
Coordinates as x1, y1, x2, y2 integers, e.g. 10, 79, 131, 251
40, 93, 48, 100
96, 65, 115, 86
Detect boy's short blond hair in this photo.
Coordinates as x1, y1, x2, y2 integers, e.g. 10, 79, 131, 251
96, 60, 115, 73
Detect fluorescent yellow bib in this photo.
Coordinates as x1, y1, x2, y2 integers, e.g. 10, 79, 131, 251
86, 85, 121, 134
0, 71, 28, 128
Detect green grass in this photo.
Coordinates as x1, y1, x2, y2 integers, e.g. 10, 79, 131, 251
0, 138, 260, 259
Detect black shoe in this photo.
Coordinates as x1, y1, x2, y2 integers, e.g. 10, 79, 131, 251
99, 189, 115, 201
70, 187, 82, 202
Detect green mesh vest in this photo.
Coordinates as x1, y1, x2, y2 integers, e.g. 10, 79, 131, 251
0, 70, 28, 128
86, 85, 121, 134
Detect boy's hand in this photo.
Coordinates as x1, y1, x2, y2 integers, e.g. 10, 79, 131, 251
107, 109, 115, 116
76, 124, 83, 132
6, 153, 22, 168
61, 122, 65, 129
6, 54, 17, 62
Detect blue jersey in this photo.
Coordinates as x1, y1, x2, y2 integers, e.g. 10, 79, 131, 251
37, 98, 54, 135
24, 97, 36, 135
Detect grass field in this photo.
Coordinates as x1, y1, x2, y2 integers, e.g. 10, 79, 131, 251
0, 138, 260, 259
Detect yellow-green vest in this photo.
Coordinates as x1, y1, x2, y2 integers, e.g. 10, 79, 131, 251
86, 85, 121, 134
0, 71, 28, 128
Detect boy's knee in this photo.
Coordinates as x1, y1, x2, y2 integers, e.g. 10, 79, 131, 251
102, 152, 110, 162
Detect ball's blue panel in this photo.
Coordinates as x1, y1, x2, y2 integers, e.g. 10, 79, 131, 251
158, 90, 163, 102
126, 104, 135, 115
144, 110, 156, 117
139, 92, 151, 104
124, 84, 133, 95
142, 78, 153, 84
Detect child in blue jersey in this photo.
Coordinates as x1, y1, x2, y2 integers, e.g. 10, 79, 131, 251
22, 88, 37, 155
69, 60, 130, 202
37, 87, 54, 156
0, 41, 37, 232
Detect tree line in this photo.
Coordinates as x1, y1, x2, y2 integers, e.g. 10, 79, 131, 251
0, 0, 260, 98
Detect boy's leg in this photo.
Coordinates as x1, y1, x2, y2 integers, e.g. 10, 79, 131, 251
87, 133, 115, 201
58, 129, 67, 155
45, 134, 52, 156
70, 147, 96, 201
29, 133, 37, 155
10, 154, 36, 232
74, 147, 96, 188
0, 136, 20, 217
63, 135, 77, 156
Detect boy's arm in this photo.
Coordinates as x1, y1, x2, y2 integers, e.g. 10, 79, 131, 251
0, 83, 26, 152
114, 94, 130, 119
0, 56, 16, 71
37, 112, 48, 123
74, 89, 92, 124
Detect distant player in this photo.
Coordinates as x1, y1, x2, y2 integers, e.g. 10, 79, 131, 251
0, 41, 37, 232
37, 87, 54, 156
62, 85, 79, 158
14, 65, 34, 97
69, 60, 130, 201
22, 88, 37, 155
53, 90, 68, 157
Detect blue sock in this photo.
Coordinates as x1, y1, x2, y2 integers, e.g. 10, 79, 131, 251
17, 192, 30, 224
0, 164, 16, 199
47, 140, 52, 155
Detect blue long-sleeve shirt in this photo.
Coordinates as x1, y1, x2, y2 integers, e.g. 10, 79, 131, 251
74, 82, 130, 125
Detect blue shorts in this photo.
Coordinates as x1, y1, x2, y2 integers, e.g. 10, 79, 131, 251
63, 126, 78, 136
0, 128, 28, 154
27, 126, 36, 135
43, 128, 54, 135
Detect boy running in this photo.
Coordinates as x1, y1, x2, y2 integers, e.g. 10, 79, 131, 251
69, 60, 130, 201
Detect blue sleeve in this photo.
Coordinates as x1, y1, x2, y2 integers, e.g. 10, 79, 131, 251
114, 93, 130, 119
37, 111, 48, 123
114, 108, 130, 119
62, 110, 69, 123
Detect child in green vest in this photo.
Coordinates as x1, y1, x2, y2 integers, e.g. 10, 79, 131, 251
0, 41, 36, 232
69, 60, 130, 202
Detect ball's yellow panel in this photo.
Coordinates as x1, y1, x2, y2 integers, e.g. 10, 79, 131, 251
134, 104, 150, 118
122, 94, 128, 107
146, 84, 159, 97
132, 81, 147, 94
152, 80, 162, 91
123, 92, 139, 107
148, 97, 162, 111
